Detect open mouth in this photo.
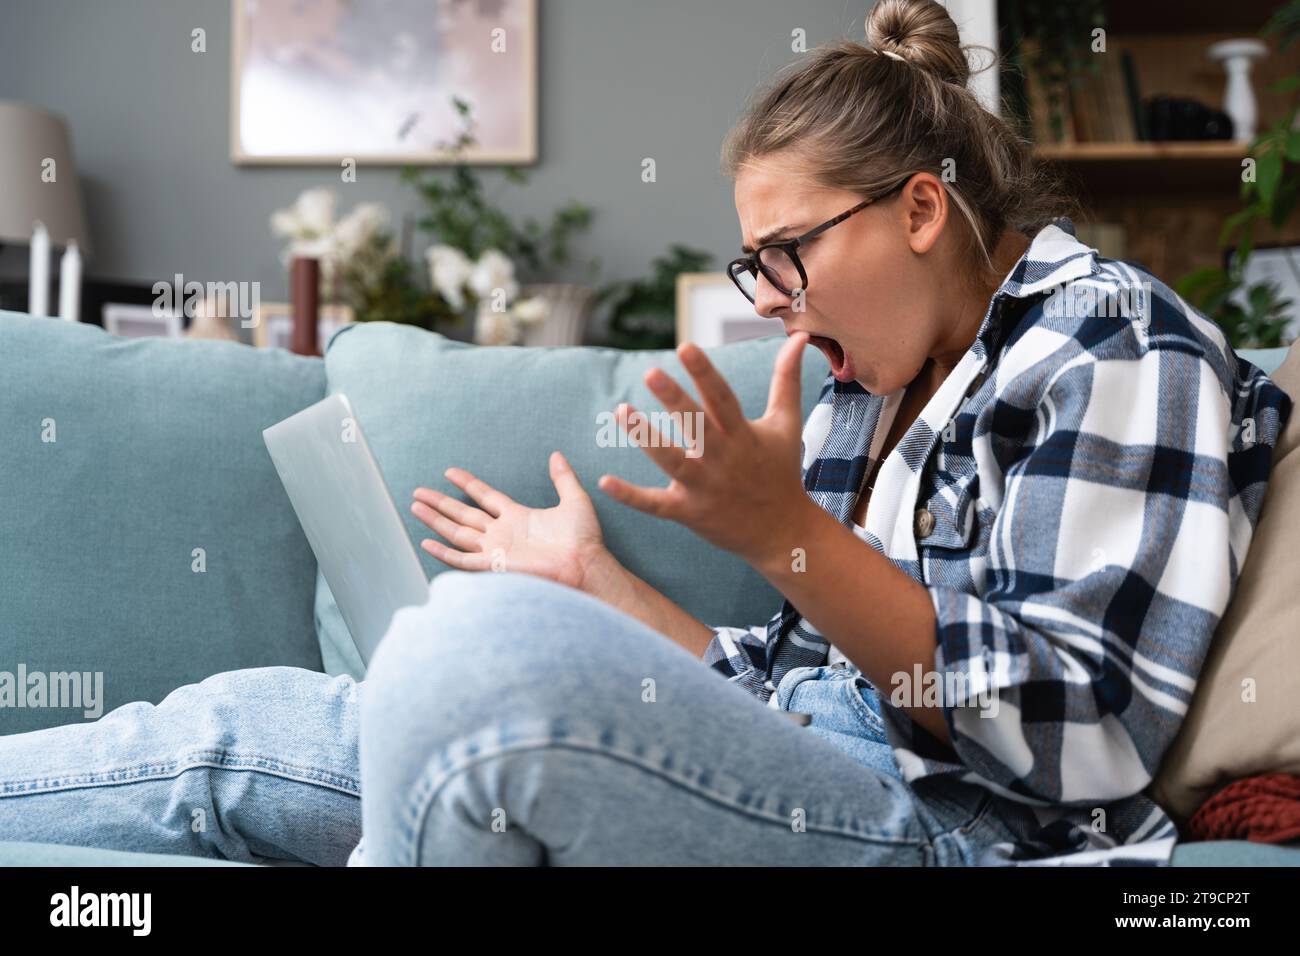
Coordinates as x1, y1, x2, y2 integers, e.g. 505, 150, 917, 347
807, 333, 853, 382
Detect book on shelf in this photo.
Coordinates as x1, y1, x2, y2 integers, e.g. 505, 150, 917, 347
1021, 39, 1074, 145
1025, 47, 1144, 145
1120, 51, 1148, 141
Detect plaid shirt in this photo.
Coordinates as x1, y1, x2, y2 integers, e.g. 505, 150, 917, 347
704, 221, 1292, 865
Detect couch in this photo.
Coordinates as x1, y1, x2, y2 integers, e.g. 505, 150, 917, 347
0, 310, 1295, 866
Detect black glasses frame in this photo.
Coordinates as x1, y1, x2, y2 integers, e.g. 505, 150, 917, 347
727, 177, 911, 304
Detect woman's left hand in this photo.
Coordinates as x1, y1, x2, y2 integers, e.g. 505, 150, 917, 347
598, 332, 816, 565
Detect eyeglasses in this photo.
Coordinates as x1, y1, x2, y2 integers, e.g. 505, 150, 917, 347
726, 178, 910, 304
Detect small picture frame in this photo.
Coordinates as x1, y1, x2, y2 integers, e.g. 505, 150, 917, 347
102, 303, 184, 339
253, 303, 355, 351
675, 272, 783, 347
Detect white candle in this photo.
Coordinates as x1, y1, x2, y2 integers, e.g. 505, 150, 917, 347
29, 222, 49, 317
58, 241, 81, 322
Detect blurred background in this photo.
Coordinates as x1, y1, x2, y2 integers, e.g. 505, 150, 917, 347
1, 0, 1299, 351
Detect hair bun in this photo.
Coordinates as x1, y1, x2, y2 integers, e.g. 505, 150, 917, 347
866, 0, 969, 87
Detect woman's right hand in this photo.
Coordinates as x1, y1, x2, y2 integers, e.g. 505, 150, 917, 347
411, 451, 608, 592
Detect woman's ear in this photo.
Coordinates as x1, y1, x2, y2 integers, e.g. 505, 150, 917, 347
899, 172, 948, 256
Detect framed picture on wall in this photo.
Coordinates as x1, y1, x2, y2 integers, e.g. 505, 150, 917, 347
253, 303, 355, 351
675, 273, 783, 347
231, 0, 537, 164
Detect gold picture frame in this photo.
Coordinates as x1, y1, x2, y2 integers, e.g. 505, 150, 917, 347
230, 0, 538, 165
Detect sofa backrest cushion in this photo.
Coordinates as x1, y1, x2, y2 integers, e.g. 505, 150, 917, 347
1237, 347, 1289, 376
1150, 344, 1300, 822
318, 323, 829, 676
0, 313, 326, 734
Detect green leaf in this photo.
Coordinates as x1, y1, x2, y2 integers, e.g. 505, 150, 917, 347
1249, 281, 1275, 314
1271, 74, 1300, 93
1219, 206, 1254, 246
1272, 177, 1300, 227
1236, 225, 1257, 266
1176, 266, 1231, 303
1257, 147, 1284, 208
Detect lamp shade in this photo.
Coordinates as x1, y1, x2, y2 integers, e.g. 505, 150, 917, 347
0, 101, 90, 257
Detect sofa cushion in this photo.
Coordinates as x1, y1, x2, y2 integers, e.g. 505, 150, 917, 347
0, 312, 325, 735
0, 841, 249, 866
1237, 347, 1289, 376
1170, 839, 1300, 867
318, 323, 828, 676
1150, 343, 1300, 822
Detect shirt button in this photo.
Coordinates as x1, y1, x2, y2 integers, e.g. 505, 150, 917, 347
914, 507, 935, 538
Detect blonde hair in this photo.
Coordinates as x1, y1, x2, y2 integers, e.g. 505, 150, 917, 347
721, 0, 1075, 280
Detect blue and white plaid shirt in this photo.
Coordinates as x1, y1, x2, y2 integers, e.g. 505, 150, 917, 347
704, 221, 1292, 865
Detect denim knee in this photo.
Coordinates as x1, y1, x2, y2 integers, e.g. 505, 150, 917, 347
363, 571, 611, 743
374, 571, 607, 674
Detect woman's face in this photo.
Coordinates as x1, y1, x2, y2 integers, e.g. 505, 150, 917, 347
733, 158, 957, 396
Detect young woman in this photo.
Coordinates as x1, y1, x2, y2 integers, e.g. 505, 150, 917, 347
0, 0, 1291, 866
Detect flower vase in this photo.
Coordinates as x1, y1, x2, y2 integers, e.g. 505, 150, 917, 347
1208, 39, 1269, 143
518, 284, 596, 347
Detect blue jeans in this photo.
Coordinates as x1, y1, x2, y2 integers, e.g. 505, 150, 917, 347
0, 572, 1013, 865
775, 663, 902, 781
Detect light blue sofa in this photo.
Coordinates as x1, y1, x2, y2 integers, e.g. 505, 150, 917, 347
0, 311, 1295, 866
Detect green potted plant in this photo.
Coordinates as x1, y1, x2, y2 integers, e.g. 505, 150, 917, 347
269, 188, 451, 330
598, 245, 713, 350
1177, 0, 1300, 349
403, 99, 597, 345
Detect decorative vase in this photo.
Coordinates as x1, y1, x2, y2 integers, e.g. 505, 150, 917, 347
1208, 39, 1269, 143
290, 256, 321, 355
518, 283, 596, 347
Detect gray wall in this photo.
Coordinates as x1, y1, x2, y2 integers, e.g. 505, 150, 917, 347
0, 0, 871, 334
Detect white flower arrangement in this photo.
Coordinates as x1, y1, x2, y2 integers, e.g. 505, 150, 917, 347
270, 188, 396, 296
424, 243, 549, 346
270, 189, 551, 341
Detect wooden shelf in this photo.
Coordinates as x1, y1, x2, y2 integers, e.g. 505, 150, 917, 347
1013, 1, 1300, 285
1034, 142, 1246, 162
1034, 141, 1248, 194
1107, 0, 1281, 36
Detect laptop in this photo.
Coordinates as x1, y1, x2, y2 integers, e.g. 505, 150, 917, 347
262, 393, 429, 667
